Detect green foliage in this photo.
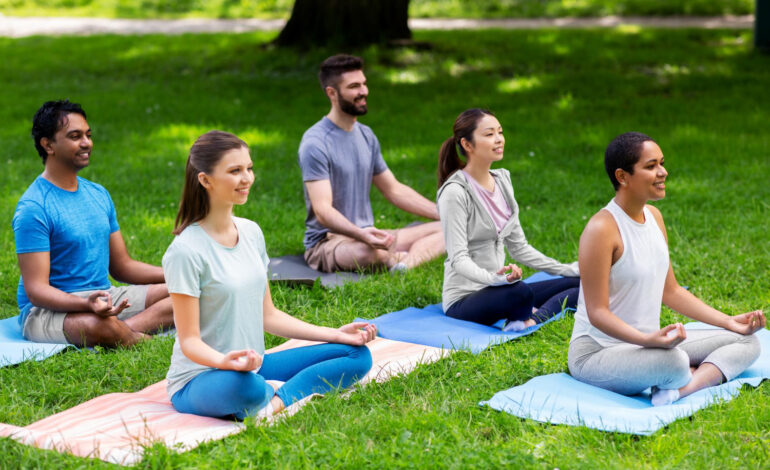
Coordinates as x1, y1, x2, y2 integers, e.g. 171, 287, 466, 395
0, 0, 756, 19
0, 27, 769, 467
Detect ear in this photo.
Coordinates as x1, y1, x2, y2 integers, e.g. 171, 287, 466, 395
197, 172, 211, 189
324, 86, 337, 103
40, 137, 55, 156
460, 137, 473, 154
614, 168, 627, 187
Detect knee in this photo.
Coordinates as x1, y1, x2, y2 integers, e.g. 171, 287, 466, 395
741, 333, 762, 364
65, 315, 135, 347
230, 372, 272, 410
661, 348, 692, 389
347, 345, 373, 379
504, 283, 534, 306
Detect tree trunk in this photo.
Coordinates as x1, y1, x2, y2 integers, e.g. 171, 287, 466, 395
757, 0, 770, 53
275, 0, 411, 48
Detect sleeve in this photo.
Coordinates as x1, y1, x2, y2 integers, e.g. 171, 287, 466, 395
13, 200, 51, 254
162, 242, 203, 297
298, 136, 331, 182
439, 184, 510, 286
503, 213, 579, 277
254, 224, 270, 269
104, 190, 120, 234
369, 131, 388, 176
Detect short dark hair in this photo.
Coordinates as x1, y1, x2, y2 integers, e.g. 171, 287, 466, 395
318, 54, 364, 90
31, 100, 87, 164
604, 132, 655, 190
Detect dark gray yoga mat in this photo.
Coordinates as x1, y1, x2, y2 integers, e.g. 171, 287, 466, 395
268, 255, 365, 288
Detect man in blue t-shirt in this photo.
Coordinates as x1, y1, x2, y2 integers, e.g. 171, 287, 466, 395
299, 54, 445, 273
12, 100, 173, 347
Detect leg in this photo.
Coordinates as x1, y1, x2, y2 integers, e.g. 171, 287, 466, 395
528, 277, 581, 307
122, 284, 174, 334
674, 329, 761, 399
171, 369, 274, 419
445, 282, 534, 326
568, 335, 692, 396
259, 343, 373, 409
306, 232, 395, 272
388, 221, 445, 269
63, 313, 148, 347
531, 287, 579, 323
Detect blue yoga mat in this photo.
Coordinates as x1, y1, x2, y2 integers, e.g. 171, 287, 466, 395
480, 324, 770, 435
0, 316, 71, 367
355, 272, 572, 354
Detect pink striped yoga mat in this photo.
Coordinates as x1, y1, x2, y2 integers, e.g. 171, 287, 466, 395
0, 338, 447, 465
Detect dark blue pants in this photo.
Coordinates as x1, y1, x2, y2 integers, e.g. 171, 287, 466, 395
445, 277, 580, 326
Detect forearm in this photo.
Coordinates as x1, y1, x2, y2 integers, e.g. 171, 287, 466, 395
386, 184, 439, 220
110, 260, 165, 285
507, 242, 578, 276
179, 335, 229, 368
25, 284, 91, 313
587, 308, 650, 346
663, 285, 730, 328
264, 307, 342, 343
314, 206, 368, 241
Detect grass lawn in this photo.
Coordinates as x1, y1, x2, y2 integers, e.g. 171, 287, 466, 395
0, 0, 756, 19
1, 27, 769, 468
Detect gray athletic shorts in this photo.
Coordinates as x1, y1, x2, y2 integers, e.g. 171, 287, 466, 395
22, 285, 148, 344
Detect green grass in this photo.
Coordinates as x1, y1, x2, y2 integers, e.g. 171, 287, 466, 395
0, 0, 756, 19
1, 27, 769, 468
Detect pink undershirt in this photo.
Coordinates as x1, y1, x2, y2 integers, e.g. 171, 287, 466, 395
462, 170, 512, 233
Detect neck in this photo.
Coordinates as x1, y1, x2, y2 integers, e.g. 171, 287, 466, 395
41, 161, 79, 191
200, 199, 235, 233
327, 107, 357, 132
463, 158, 494, 191
614, 191, 646, 223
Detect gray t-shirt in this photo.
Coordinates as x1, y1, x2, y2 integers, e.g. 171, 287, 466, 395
298, 116, 388, 249
162, 217, 269, 399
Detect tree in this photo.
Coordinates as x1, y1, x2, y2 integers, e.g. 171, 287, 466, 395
275, 0, 411, 48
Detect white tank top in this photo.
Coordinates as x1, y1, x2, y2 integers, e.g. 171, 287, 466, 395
571, 199, 670, 347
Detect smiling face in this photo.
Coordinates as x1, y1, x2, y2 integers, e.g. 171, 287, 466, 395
617, 140, 667, 201
331, 69, 368, 116
198, 146, 254, 206
462, 114, 504, 164
42, 113, 92, 171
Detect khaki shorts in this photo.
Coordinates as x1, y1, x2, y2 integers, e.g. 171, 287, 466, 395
22, 285, 149, 344
304, 232, 358, 272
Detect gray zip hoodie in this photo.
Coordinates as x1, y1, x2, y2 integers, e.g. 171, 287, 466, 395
437, 168, 578, 312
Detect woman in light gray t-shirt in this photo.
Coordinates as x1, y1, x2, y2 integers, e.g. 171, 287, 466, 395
163, 130, 377, 420
569, 132, 763, 406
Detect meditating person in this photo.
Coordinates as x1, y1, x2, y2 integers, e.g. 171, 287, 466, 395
569, 131, 763, 406
13, 99, 173, 347
299, 54, 444, 273
437, 108, 580, 331
163, 130, 376, 419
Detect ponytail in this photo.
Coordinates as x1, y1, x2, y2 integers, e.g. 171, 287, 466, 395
173, 130, 248, 235
437, 136, 465, 187
437, 108, 495, 188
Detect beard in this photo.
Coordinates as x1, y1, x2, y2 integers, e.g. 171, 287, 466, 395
338, 94, 368, 116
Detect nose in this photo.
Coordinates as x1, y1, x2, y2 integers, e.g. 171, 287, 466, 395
658, 164, 667, 177
360, 84, 368, 96
244, 169, 255, 185
81, 135, 92, 148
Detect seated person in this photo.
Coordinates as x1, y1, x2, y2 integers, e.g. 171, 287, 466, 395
437, 109, 580, 331
13, 99, 173, 347
569, 132, 763, 406
300, 54, 444, 273
164, 130, 376, 419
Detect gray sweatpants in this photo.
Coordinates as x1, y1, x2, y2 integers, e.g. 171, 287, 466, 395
568, 329, 761, 395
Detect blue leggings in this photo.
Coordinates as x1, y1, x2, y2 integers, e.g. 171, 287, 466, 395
171, 343, 372, 419
445, 277, 580, 326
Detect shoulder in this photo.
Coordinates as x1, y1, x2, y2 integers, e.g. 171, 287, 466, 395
581, 209, 619, 243
437, 178, 468, 204
234, 217, 264, 238
301, 118, 334, 144
645, 204, 667, 235
79, 177, 113, 201
355, 121, 377, 138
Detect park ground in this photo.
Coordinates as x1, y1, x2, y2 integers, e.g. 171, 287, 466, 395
0, 14, 769, 470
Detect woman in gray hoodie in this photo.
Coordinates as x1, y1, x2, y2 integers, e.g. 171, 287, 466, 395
437, 109, 580, 331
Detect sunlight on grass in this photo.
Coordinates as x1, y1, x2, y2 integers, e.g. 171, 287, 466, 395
616, 24, 643, 35
497, 75, 542, 94
384, 68, 429, 85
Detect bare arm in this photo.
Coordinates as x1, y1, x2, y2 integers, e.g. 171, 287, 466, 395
108, 231, 165, 285
580, 210, 685, 348
17, 251, 129, 316
373, 170, 439, 220
650, 206, 766, 334
305, 179, 393, 249
172, 293, 262, 371
263, 284, 376, 345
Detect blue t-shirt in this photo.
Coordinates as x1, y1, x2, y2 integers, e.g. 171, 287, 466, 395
298, 117, 388, 249
13, 176, 120, 325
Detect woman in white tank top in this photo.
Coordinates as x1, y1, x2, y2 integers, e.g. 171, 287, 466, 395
568, 132, 764, 406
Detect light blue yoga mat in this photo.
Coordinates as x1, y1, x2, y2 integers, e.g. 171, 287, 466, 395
0, 316, 71, 367
355, 272, 572, 354
480, 324, 770, 435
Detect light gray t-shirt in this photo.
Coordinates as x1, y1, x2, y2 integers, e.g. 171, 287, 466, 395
162, 217, 269, 399
298, 116, 388, 249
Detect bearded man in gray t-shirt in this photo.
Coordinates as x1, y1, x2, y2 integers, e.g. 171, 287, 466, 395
299, 54, 444, 273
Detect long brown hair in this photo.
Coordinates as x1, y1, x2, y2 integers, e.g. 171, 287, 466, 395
437, 108, 495, 187
173, 130, 248, 235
